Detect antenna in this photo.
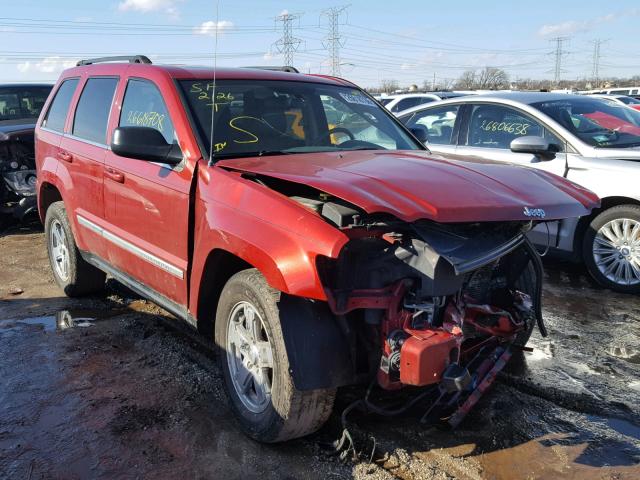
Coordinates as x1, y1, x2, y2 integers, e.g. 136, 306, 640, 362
208, 1, 220, 166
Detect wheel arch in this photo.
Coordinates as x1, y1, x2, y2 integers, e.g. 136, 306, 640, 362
38, 181, 64, 224
573, 196, 640, 257
195, 248, 253, 338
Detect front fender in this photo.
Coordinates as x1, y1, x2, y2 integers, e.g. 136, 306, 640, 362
188, 164, 349, 315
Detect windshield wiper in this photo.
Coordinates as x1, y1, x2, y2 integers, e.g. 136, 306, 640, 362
337, 146, 387, 151
212, 150, 296, 160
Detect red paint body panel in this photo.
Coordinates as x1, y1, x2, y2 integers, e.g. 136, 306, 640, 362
101, 71, 196, 305
188, 163, 349, 310
217, 150, 598, 223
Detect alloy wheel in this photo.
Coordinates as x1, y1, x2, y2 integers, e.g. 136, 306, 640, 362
226, 301, 274, 413
592, 218, 640, 286
50, 219, 70, 282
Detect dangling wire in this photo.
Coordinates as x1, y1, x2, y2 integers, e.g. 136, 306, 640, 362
207, 0, 220, 166
539, 221, 551, 257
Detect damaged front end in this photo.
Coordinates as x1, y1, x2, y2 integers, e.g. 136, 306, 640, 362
315, 207, 545, 425
0, 129, 38, 223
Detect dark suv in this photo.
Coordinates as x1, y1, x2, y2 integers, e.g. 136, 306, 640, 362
0, 84, 52, 225
36, 56, 597, 442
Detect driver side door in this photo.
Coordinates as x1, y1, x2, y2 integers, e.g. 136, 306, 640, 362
103, 78, 192, 307
456, 103, 567, 177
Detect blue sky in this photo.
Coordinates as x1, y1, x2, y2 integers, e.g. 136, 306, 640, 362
2, 0, 639, 88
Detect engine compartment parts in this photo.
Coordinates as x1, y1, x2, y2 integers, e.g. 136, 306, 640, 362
318, 215, 541, 424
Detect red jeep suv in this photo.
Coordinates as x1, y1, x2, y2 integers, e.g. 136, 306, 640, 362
35, 56, 598, 442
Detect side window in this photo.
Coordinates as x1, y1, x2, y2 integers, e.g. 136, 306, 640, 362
406, 105, 459, 145
73, 77, 118, 144
119, 79, 175, 144
466, 105, 544, 149
42, 79, 79, 132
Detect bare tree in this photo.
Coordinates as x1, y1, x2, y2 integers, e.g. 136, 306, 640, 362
455, 70, 476, 90
475, 67, 509, 89
379, 79, 399, 93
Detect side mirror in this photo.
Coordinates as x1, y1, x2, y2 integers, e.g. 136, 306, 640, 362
111, 126, 183, 165
409, 125, 429, 144
510, 136, 558, 161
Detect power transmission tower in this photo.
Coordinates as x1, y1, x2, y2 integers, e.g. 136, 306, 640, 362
551, 36, 569, 85
321, 5, 349, 77
591, 39, 608, 87
274, 12, 302, 67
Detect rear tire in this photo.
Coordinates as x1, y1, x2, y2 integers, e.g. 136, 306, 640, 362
44, 201, 105, 297
582, 205, 640, 294
215, 268, 336, 443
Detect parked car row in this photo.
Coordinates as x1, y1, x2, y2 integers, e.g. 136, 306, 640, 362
377, 92, 469, 113
33, 56, 599, 443
396, 92, 640, 293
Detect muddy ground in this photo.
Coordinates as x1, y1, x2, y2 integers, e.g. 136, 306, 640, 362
1, 222, 639, 480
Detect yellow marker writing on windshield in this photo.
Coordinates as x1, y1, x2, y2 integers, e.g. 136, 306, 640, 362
229, 116, 260, 144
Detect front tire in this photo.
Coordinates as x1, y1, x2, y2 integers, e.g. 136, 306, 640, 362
582, 205, 640, 294
44, 201, 106, 297
215, 269, 336, 443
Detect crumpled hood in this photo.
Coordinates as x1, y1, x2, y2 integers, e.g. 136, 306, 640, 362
217, 150, 599, 223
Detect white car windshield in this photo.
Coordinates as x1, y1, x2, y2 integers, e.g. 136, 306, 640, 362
532, 97, 640, 148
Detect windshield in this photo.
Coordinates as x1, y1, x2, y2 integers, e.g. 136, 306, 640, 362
0, 86, 52, 122
179, 80, 421, 159
532, 97, 640, 148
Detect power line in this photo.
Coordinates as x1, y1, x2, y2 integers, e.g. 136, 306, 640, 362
274, 12, 302, 67
321, 5, 349, 76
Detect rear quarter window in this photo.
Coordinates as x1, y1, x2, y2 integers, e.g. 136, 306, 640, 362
42, 79, 79, 133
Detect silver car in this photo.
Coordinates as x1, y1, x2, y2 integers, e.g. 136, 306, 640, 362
398, 92, 640, 294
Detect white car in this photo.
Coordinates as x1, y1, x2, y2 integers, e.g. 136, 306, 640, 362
399, 92, 640, 293
588, 94, 640, 111
383, 92, 466, 114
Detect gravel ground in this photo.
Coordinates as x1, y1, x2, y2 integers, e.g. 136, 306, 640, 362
1, 224, 639, 479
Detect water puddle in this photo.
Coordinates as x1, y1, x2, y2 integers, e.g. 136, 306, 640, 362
587, 415, 640, 441
0, 309, 121, 332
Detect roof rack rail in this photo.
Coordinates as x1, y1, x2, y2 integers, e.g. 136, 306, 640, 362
76, 55, 152, 66
242, 66, 299, 73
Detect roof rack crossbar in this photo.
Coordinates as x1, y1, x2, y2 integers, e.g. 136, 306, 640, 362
76, 55, 152, 66
241, 66, 299, 73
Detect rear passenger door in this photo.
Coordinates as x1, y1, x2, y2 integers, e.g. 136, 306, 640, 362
402, 104, 461, 156
58, 76, 118, 259
38, 78, 79, 199
103, 78, 191, 307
